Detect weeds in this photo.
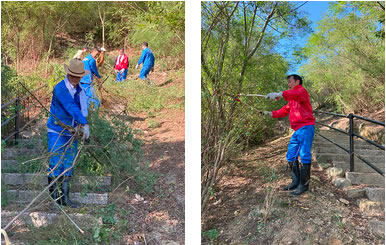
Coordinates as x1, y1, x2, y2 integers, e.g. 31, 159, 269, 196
202, 229, 220, 244
263, 184, 277, 223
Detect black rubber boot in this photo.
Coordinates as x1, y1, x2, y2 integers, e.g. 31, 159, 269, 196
61, 177, 80, 208
283, 160, 300, 191
48, 176, 61, 204
291, 163, 311, 196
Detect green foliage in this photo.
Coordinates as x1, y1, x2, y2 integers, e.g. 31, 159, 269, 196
2, 2, 185, 69
1, 65, 20, 102
77, 111, 157, 194
202, 229, 220, 243
300, 2, 385, 113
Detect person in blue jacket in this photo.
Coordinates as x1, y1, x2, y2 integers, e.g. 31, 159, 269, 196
80, 47, 102, 108
47, 59, 90, 208
135, 42, 155, 85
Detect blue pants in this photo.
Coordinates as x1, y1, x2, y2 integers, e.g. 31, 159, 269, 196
286, 125, 315, 164
80, 83, 100, 109
139, 66, 152, 79
116, 69, 128, 82
47, 132, 78, 177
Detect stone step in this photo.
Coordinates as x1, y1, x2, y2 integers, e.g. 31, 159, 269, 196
2, 148, 45, 159
314, 147, 384, 156
14, 138, 44, 149
316, 153, 384, 166
365, 188, 385, 203
333, 161, 384, 174
1, 210, 101, 229
346, 172, 385, 186
5, 190, 108, 205
1, 160, 19, 171
2, 173, 111, 187
358, 199, 384, 217
369, 219, 385, 239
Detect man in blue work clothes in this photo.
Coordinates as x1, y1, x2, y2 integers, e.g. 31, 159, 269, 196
135, 42, 155, 85
80, 47, 102, 108
47, 59, 90, 208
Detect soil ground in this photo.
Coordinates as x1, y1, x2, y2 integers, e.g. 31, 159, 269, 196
202, 134, 384, 244
94, 49, 185, 244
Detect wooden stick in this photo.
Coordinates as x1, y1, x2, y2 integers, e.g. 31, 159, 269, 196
54, 201, 84, 234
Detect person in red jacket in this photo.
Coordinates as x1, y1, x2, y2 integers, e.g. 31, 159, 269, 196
114, 48, 129, 82
264, 74, 315, 195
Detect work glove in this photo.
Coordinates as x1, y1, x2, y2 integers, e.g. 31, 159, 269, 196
135, 64, 139, 69
263, 111, 273, 117
265, 91, 283, 100
82, 124, 90, 140
101, 47, 106, 52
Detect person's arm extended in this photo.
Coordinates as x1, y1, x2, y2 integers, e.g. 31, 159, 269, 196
272, 103, 290, 118
137, 50, 146, 65
55, 86, 88, 125
90, 59, 101, 78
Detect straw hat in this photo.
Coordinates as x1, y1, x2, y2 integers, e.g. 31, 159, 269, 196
63, 59, 89, 77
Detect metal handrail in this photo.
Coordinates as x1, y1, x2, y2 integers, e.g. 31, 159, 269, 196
1, 84, 49, 143
315, 121, 347, 135
314, 110, 347, 118
352, 114, 385, 127
314, 110, 384, 177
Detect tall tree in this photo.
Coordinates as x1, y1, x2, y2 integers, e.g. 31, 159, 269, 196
300, 2, 385, 113
201, 1, 310, 213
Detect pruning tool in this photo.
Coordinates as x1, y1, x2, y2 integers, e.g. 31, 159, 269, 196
225, 93, 265, 114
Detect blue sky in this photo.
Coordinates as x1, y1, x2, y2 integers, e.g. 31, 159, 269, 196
274, 1, 332, 74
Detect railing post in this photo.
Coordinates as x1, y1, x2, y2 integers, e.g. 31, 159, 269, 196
349, 113, 354, 172
14, 97, 20, 143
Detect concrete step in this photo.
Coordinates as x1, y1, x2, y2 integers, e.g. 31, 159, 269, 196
314, 147, 384, 156
5, 190, 108, 205
333, 161, 384, 174
1, 210, 101, 229
314, 141, 383, 150
2, 148, 45, 159
346, 172, 385, 186
2, 173, 111, 187
365, 188, 385, 203
316, 153, 384, 166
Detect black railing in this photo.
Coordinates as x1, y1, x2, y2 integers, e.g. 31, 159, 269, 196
313, 110, 385, 177
1, 85, 51, 143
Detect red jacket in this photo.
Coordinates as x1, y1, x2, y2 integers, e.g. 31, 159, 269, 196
114, 54, 128, 70
272, 85, 315, 131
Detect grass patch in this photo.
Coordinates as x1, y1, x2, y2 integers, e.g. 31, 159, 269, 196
148, 119, 161, 129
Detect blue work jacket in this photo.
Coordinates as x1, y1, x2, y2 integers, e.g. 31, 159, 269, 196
81, 54, 101, 84
47, 79, 88, 135
137, 48, 155, 67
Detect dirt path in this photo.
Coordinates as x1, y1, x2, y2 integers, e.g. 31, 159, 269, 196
104, 62, 185, 244
203, 135, 383, 244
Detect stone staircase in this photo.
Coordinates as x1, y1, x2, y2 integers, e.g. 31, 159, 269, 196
313, 129, 385, 238
1, 126, 112, 243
